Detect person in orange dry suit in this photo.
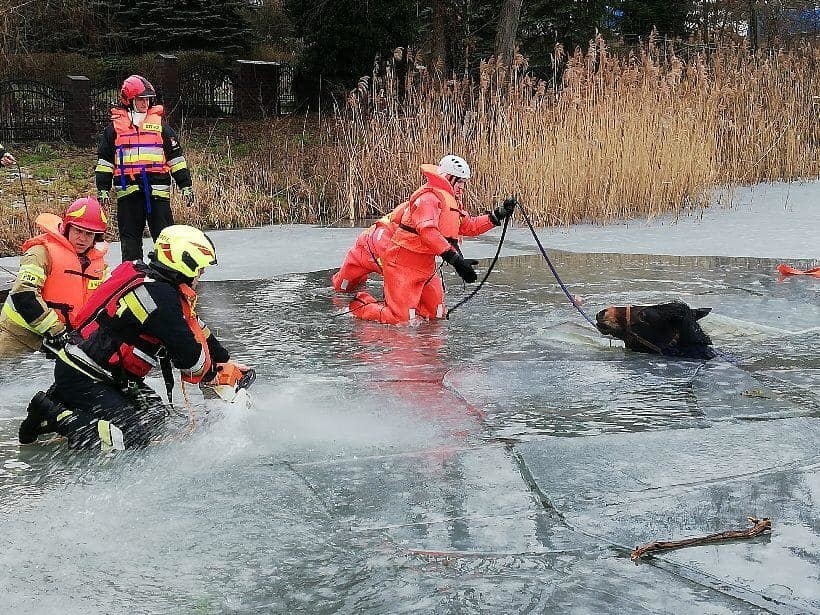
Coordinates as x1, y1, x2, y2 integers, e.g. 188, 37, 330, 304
348, 155, 517, 324
331, 202, 408, 292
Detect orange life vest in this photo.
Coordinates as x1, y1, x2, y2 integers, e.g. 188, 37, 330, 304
112, 106, 170, 181
392, 165, 464, 254
20, 213, 107, 328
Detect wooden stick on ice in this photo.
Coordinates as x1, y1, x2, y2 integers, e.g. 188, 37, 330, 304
631, 517, 772, 561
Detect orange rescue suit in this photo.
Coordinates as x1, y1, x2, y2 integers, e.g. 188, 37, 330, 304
332, 202, 408, 292
350, 165, 494, 324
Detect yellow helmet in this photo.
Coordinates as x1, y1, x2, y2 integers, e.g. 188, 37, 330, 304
149, 225, 217, 281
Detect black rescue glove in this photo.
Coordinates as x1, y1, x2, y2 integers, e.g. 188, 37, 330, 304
488, 196, 518, 226
441, 249, 478, 283
41, 329, 70, 359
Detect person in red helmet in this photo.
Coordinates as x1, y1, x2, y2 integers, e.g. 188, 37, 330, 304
95, 74, 194, 262
349, 155, 517, 324
0, 197, 109, 358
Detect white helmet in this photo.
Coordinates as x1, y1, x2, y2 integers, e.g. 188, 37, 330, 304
438, 155, 471, 180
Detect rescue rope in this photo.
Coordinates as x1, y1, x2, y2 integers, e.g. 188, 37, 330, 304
519, 204, 597, 328
15, 161, 34, 237
446, 215, 510, 319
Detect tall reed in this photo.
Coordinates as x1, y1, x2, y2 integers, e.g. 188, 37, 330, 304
1, 38, 817, 256
334, 35, 819, 225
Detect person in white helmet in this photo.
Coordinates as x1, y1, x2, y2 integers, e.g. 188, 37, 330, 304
349, 155, 516, 324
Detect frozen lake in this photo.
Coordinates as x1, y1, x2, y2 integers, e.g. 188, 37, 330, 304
0, 181, 818, 614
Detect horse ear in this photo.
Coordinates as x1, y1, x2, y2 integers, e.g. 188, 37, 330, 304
693, 307, 712, 320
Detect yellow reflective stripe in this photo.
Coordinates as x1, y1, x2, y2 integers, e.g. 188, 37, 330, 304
98, 420, 113, 450
115, 299, 128, 317
95, 159, 115, 173
57, 349, 102, 381
1, 300, 56, 335
121, 153, 165, 163
33, 310, 60, 334
169, 160, 187, 173
122, 291, 149, 323
56, 410, 73, 422
113, 185, 170, 198
114, 185, 141, 197
18, 263, 47, 286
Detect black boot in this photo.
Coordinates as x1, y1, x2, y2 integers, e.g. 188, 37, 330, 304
18, 391, 62, 444
120, 238, 144, 262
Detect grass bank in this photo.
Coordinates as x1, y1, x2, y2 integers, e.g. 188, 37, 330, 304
1, 40, 817, 256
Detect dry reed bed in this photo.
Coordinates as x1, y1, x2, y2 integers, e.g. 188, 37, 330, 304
336, 37, 819, 225
1, 40, 817, 256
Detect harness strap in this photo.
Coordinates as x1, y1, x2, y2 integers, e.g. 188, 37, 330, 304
624, 304, 664, 354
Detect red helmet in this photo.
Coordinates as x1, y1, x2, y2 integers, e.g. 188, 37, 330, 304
119, 74, 157, 107
63, 197, 108, 234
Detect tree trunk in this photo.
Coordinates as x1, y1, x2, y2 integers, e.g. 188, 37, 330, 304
430, 2, 450, 78
494, 0, 523, 71
748, 0, 758, 51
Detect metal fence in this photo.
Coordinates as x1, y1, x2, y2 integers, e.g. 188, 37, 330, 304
1, 58, 297, 143
91, 76, 123, 132
279, 65, 296, 114
0, 80, 69, 142
180, 65, 236, 117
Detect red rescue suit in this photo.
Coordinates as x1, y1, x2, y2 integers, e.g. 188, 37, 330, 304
332, 202, 407, 292
350, 165, 495, 324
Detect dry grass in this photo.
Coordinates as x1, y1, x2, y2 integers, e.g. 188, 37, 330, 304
1, 38, 817, 256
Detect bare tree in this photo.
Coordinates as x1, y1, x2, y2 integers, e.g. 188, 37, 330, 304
495, 0, 523, 70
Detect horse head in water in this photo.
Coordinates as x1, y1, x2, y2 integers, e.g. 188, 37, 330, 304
596, 301, 715, 360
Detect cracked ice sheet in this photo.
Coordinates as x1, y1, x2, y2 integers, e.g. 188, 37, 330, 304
288, 444, 755, 614
443, 358, 805, 439
516, 418, 820, 614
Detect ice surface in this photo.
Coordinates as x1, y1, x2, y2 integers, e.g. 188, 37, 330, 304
0, 180, 817, 614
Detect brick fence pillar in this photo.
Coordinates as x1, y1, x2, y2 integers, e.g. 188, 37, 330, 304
156, 54, 180, 123
63, 75, 93, 145
235, 60, 281, 118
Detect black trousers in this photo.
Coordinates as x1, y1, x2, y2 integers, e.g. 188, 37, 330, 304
51, 360, 168, 449
117, 192, 174, 262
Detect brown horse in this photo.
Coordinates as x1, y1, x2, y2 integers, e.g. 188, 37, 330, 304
596, 301, 715, 360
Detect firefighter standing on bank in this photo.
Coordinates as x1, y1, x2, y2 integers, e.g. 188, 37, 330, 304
95, 75, 194, 262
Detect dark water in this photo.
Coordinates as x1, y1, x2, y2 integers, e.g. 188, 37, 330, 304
0, 251, 817, 614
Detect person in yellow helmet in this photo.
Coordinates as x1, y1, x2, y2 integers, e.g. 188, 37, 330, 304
0, 197, 109, 359
18, 225, 252, 451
